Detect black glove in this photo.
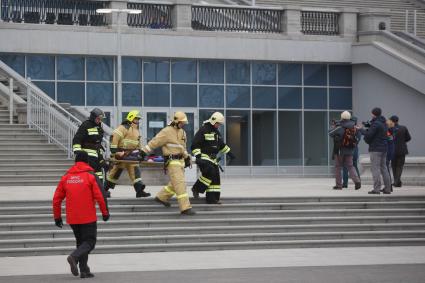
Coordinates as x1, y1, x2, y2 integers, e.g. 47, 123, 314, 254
102, 214, 110, 222
184, 156, 192, 168
54, 218, 63, 228
138, 150, 147, 161
227, 152, 236, 160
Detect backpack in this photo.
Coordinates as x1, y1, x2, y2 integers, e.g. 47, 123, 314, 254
342, 127, 358, 148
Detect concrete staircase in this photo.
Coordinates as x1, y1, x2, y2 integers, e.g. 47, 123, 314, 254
0, 104, 73, 186
0, 196, 424, 256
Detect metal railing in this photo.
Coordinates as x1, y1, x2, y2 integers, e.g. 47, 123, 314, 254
301, 11, 339, 35
127, 2, 172, 29
0, 0, 107, 26
192, 5, 283, 33
0, 59, 110, 158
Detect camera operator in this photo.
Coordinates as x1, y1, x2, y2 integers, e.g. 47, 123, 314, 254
329, 111, 361, 190
358, 107, 391, 194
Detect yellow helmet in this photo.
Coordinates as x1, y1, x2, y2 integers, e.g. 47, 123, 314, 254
209, 112, 225, 125
173, 111, 188, 124
126, 110, 142, 122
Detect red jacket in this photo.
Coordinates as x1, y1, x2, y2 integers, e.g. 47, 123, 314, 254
52, 162, 108, 224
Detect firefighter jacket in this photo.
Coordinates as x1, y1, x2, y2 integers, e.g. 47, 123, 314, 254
143, 124, 189, 159
191, 122, 230, 164
110, 121, 141, 154
72, 120, 104, 158
52, 162, 109, 224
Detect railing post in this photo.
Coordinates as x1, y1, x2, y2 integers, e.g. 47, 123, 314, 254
413, 10, 417, 36
405, 10, 409, 33
9, 78, 13, 124
282, 6, 302, 36
172, 0, 193, 31
27, 78, 31, 127
339, 8, 358, 38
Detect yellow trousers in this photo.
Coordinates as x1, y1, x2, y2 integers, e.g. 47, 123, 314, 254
107, 163, 142, 185
156, 159, 191, 212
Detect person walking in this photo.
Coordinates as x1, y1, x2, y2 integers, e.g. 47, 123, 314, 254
104, 110, 150, 198
390, 115, 412, 188
142, 111, 196, 215
72, 108, 106, 185
342, 116, 361, 188
329, 111, 361, 190
386, 119, 396, 192
191, 112, 235, 204
360, 107, 391, 194
52, 151, 110, 278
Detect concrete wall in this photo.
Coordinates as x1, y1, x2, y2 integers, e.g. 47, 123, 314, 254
353, 64, 425, 156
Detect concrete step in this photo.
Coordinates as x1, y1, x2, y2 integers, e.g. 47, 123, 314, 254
0, 153, 68, 160
0, 180, 60, 186
0, 147, 65, 153
0, 174, 62, 181
0, 169, 67, 176
0, 124, 29, 128
0, 136, 47, 142
2, 238, 425, 256
1, 215, 425, 231
2, 223, 425, 239
0, 159, 72, 165
1, 230, 425, 249
0, 164, 70, 171
0, 141, 58, 146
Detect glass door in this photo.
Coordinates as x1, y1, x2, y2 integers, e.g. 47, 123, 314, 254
143, 110, 168, 157
170, 109, 198, 153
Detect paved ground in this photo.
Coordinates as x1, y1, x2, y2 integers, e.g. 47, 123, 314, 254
2, 264, 425, 283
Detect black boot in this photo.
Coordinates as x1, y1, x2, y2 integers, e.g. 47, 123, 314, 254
134, 182, 150, 198
67, 255, 79, 277
191, 186, 199, 199
80, 272, 95, 278
181, 208, 196, 215
154, 197, 171, 207
355, 182, 361, 190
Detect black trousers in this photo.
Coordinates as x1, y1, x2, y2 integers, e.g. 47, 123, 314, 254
88, 155, 104, 183
392, 154, 406, 186
70, 222, 97, 273
192, 161, 221, 204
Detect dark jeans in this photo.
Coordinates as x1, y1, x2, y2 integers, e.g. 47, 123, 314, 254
392, 155, 406, 186
70, 221, 97, 273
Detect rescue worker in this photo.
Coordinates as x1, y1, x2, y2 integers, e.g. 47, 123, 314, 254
104, 110, 150, 198
142, 111, 195, 215
52, 151, 109, 278
72, 108, 106, 185
191, 112, 235, 204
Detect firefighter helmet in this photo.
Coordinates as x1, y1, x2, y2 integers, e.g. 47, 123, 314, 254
173, 111, 188, 124
209, 112, 225, 125
89, 108, 105, 122
127, 110, 142, 122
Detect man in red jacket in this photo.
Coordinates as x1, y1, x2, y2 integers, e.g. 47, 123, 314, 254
53, 151, 110, 278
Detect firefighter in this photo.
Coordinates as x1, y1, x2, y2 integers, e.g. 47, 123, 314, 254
191, 112, 235, 204
142, 111, 196, 215
72, 108, 106, 185
104, 110, 150, 198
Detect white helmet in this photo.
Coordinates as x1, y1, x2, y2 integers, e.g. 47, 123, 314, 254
209, 112, 225, 125
341, 111, 351, 120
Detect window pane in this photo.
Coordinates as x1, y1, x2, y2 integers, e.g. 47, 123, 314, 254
329, 111, 341, 165
57, 82, 84, 106
304, 64, 327, 86
122, 57, 142, 82
304, 88, 327, 109
171, 84, 197, 107
199, 109, 220, 128
86, 57, 113, 81
123, 83, 142, 106
171, 60, 196, 83
278, 87, 302, 109
279, 111, 302, 165
278, 63, 302, 85
103, 111, 111, 127
226, 110, 251, 166
252, 87, 276, 109
147, 112, 168, 156
57, 56, 84, 80
329, 65, 352, 86
199, 85, 224, 108
253, 111, 277, 165
304, 111, 328, 166
0, 54, 25, 76
87, 83, 114, 106
144, 84, 170, 107
329, 88, 352, 110
34, 81, 55, 99
27, 55, 55, 80
199, 60, 224, 83
143, 59, 169, 82
252, 63, 276, 85
226, 61, 250, 84
226, 86, 250, 108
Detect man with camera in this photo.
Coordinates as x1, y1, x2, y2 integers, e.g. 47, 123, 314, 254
329, 111, 361, 190
359, 107, 391, 194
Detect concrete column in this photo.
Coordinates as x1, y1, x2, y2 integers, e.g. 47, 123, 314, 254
339, 8, 358, 38
358, 9, 391, 32
109, 0, 128, 27
172, 0, 194, 31
282, 6, 302, 36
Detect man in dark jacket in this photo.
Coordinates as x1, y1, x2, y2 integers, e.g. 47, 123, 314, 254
52, 151, 110, 278
72, 108, 106, 185
329, 111, 361, 190
390, 115, 411, 187
360, 107, 391, 194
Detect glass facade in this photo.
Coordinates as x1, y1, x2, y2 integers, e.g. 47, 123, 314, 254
0, 53, 353, 172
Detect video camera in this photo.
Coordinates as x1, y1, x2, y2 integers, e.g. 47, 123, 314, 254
362, 121, 371, 128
